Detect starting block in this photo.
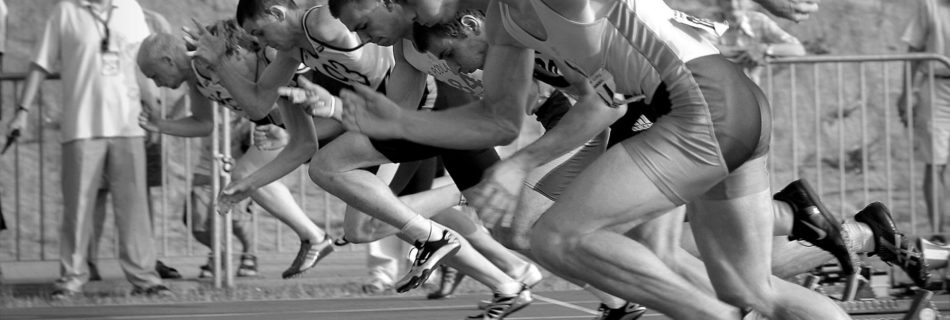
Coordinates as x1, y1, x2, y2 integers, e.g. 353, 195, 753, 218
835, 290, 940, 320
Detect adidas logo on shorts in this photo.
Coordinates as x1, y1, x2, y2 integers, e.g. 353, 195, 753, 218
631, 114, 653, 132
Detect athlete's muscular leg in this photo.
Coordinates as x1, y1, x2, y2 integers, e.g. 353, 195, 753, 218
309, 132, 436, 238
688, 162, 849, 319
232, 146, 326, 241
622, 207, 717, 297
342, 184, 462, 243
530, 147, 740, 320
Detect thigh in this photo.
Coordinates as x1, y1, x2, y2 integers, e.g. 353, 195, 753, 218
441, 148, 500, 191
61, 139, 108, 207
534, 146, 678, 236
104, 137, 149, 212
312, 132, 396, 173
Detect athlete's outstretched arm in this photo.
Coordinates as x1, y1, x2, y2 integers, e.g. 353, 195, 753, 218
186, 23, 300, 120
341, 42, 533, 149
219, 99, 318, 204
139, 87, 215, 137
471, 68, 624, 223
212, 51, 301, 120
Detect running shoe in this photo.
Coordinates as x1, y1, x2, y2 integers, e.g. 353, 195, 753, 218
237, 253, 258, 277
131, 284, 174, 298
282, 237, 336, 279
156, 260, 182, 279
427, 265, 465, 299
854, 202, 929, 287
774, 179, 857, 274
591, 302, 647, 320
466, 286, 533, 320
395, 230, 461, 293
478, 263, 543, 309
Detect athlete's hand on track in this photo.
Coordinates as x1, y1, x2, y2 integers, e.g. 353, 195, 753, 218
254, 124, 288, 150
182, 18, 228, 69
138, 102, 161, 132
754, 0, 819, 22
470, 159, 531, 231
339, 83, 406, 140
278, 77, 336, 118
218, 181, 253, 215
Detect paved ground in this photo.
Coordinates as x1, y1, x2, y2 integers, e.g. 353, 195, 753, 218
2, 245, 948, 319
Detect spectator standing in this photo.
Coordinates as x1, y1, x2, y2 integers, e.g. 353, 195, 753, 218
714, 0, 807, 84
899, 0, 950, 235
6, 0, 169, 299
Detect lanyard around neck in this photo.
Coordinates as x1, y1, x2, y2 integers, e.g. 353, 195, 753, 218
86, 1, 115, 52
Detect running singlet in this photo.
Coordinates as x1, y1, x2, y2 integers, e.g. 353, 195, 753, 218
191, 52, 309, 120
402, 39, 485, 97
499, 0, 720, 103
300, 6, 394, 89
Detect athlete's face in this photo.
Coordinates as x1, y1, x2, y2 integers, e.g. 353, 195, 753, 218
243, 9, 296, 51
140, 56, 185, 89
422, 24, 488, 74
403, 0, 458, 26
337, 0, 413, 46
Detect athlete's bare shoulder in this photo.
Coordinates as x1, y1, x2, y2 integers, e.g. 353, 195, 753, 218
485, 0, 528, 48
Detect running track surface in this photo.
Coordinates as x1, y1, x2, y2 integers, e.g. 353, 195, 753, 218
1, 290, 936, 320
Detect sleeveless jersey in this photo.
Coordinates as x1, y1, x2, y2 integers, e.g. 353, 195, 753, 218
191, 52, 309, 119
401, 39, 485, 97
499, 0, 720, 103
300, 6, 394, 89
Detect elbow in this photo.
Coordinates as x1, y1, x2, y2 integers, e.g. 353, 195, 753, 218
197, 122, 214, 136
490, 119, 521, 146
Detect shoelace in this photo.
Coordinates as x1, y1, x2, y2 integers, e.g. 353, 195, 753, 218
483, 294, 516, 319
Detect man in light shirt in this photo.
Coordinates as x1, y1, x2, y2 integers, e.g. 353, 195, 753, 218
6, 0, 169, 299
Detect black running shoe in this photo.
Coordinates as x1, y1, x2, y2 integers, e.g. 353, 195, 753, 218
427, 265, 465, 300
774, 179, 857, 274
156, 260, 182, 280
395, 230, 461, 293
282, 237, 335, 279
592, 302, 647, 320
466, 286, 533, 320
854, 202, 929, 287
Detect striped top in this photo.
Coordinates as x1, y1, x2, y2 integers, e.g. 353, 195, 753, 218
299, 6, 394, 89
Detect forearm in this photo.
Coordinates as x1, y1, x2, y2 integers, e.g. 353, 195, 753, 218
508, 95, 624, 169
17, 64, 49, 109
215, 63, 280, 120
766, 42, 805, 57
155, 117, 213, 137
235, 105, 318, 190
398, 100, 523, 149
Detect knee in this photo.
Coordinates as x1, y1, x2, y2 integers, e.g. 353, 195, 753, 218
528, 220, 577, 265
716, 285, 776, 312
307, 158, 337, 185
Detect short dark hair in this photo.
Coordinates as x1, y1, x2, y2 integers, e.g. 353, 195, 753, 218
327, 0, 363, 18
411, 9, 484, 53
236, 0, 298, 26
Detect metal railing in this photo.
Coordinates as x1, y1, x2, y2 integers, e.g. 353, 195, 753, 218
0, 72, 347, 287
764, 53, 950, 235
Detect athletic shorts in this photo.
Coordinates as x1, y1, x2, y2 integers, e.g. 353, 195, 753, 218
524, 130, 609, 201
619, 54, 772, 204
369, 139, 499, 191
389, 157, 438, 196
914, 77, 950, 165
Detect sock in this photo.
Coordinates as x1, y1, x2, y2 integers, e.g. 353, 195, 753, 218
495, 281, 521, 296
842, 222, 876, 253
587, 287, 626, 309
400, 215, 446, 243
